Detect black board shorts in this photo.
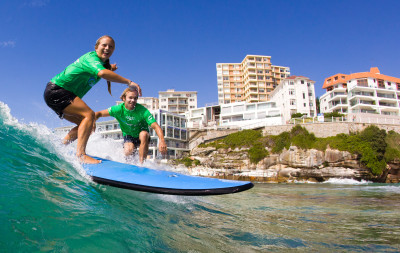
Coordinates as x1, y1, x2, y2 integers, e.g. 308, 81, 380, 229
123, 134, 151, 146
44, 82, 77, 118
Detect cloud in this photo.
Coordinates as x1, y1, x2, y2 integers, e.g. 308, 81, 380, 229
23, 0, 49, 7
0, 41, 16, 48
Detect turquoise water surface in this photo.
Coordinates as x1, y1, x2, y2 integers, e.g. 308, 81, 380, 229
1, 101, 400, 252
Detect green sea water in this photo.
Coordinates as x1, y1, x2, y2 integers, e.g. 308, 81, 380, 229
1, 101, 400, 252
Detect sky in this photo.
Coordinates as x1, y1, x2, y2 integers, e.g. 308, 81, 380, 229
1, 0, 400, 128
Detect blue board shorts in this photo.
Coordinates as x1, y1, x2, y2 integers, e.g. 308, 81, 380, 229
44, 82, 77, 119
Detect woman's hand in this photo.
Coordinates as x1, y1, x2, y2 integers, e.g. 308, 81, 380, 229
129, 81, 142, 96
110, 63, 118, 71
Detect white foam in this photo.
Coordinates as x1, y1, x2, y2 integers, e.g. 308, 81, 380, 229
362, 185, 400, 193
323, 178, 371, 185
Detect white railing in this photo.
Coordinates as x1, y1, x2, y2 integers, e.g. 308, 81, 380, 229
289, 114, 400, 125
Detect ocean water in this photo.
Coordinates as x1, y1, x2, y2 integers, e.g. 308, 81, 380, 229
1, 101, 400, 252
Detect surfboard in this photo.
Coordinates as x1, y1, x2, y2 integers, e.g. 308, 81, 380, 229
83, 157, 254, 196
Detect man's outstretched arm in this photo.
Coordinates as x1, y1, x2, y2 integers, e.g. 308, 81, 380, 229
151, 122, 167, 155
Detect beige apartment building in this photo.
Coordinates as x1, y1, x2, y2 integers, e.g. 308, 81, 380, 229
216, 55, 290, 104
137, 97, 159, 111
159, 89, 197, 114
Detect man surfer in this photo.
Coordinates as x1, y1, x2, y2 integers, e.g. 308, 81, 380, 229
95, 88, 167, 163
44, 35, 141, 164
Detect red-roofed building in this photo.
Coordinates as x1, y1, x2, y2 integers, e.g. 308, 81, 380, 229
320, 67, 400, 116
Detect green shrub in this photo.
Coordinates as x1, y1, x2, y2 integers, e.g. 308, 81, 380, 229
291, 112, 306, 119
248, 142, 269, 164
324, 112, 345, 118
271, 131, 291, 153
289, 126, 316, 149
384, 130, 400, 162
359, 125, 387, 158
223, 129, 262, 148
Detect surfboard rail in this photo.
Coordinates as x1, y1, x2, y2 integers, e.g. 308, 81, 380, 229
91, 175, 254, 196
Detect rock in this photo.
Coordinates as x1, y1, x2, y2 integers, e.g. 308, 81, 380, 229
185, 144, 381, 183
191, 147, 216, 156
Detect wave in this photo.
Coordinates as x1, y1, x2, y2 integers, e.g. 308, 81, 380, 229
0, 101, 196, 251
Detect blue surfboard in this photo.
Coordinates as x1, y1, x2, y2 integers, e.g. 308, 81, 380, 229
83, 157, 254, 196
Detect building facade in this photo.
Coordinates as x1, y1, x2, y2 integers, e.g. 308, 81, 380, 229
137, 97, 159, 111
186, 101, 282, 129
320, 67, 400, 116
269, 76, 317, 123
216, 55, 290, 104
158, 89, 197, 114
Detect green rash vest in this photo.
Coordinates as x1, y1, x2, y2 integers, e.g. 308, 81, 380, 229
50, 51, 106, 98
108, 103, 157, 138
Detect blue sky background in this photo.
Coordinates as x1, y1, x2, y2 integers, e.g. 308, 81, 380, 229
1, 0, 399, 128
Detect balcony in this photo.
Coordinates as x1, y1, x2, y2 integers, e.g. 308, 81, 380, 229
379, 102, 397, 108
350, 100, 376, 111
349, 91, 374, 99
377, 93, 396, 99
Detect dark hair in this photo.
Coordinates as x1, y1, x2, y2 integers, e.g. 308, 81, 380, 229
103, 59, 112, 95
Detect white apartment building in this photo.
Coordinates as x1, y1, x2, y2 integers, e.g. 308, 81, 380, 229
186, 101, 282, 129
320, 67, 400, 116
159, 89, 197, 114
216, 55, 290, 104
54, 109, 189, 159
269, 76, 317, 123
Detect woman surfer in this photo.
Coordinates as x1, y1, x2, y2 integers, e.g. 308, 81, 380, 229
44, 35, 141, 164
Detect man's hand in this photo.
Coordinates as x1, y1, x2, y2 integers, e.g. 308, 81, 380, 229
159, 140, 167, 155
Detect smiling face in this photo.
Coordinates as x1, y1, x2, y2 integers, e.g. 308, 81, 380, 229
123, 90, 139, 110
95, 36, 115, 61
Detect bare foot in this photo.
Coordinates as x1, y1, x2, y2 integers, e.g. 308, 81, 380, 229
79, 155, 101, 164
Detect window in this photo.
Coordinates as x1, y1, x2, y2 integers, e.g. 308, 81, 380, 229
304, 103, 307, 107
303, 93, 306, 99
357, 79, 368, 86
301, 80, 304, 84
290, 99, 296, 105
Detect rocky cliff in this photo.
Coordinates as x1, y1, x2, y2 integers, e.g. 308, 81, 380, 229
185, 146, 400, 183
